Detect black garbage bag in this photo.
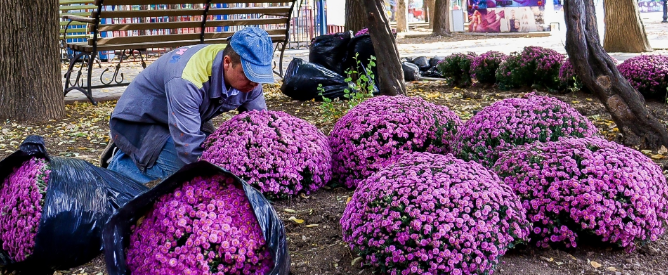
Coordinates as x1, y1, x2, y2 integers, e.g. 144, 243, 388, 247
421, 67, 444, 78
344, 34, 379, 87
429, 56, 446, 68
402, 62, 421, 81
0, 136, 148, 274
281, 58, 353, 101
412, 56, 431, 71
309, 31, 353, 75
103, 161, 289, 275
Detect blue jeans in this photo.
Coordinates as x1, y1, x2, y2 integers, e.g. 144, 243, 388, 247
108, 137, 186, 184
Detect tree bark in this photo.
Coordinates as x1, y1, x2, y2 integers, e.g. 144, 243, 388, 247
345, 0, 367, 32
603, 0, 652, 53
564, 0, 668, 149
424, 0, 436, 28
0, 0, 64, 122
396, 0, 408, 32
363, 0, 406, 96
433, 0, 451, 36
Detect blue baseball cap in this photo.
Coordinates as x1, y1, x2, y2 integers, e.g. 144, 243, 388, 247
229, 27, 275, 84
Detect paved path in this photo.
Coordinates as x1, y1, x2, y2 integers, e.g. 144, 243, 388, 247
64, 13, 668, 104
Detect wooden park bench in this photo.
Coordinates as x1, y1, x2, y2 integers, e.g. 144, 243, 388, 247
62, 0, 298, 105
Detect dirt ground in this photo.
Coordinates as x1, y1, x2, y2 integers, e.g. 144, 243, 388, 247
2, 81, 668, 275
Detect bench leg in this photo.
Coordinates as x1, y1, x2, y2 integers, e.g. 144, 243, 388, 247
84, 51, 98, 105
63, 51, 98, 105
63, 52, 86, 96
279, 41, 288, 77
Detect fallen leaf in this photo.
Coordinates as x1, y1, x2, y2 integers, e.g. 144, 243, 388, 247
283, 208, 296, 213
540, 256, 554, 262
288, 216, 304, 224
346, 196, 352, 204
306, 224, 319, 228
651, 154, 664, 160
641, 150, 653, 154
659, 146, 668, 155
607, 267, 617, 272
351, 256, 363, 266
590, 261, 601, 268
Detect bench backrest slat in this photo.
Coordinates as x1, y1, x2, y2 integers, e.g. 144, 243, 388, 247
98, 0, 291, 5
93, 6, 291, 18
83, 35, 286, 51
96, 29, 287, 45
92, 18, 289, 32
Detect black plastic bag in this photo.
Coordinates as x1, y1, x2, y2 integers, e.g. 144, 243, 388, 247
344, 34, 379, 87
280, 58, 352, 101
0, 136, 148, 274
412, 56, 431, 71
402, 62, 421, 81
429, 56, 446, 68
309, 31, 353, 75
421, 67, 444, 78
103, 161, 289, 275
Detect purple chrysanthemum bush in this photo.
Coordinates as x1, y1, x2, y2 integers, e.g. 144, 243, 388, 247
558, 59, 581, 92
470, 51, 508, 85
437, 52, 478, 87
201, 110, 331, 198
126, 174, 273, 275
0, 157, 50, 262
329, 96, 462, 188
496, 47, 564, 90
341, 153, 531, 274
454, 93, 598, 167
617, 54, 668, 98
559, 56, 619, 92
494, 137, 668, 251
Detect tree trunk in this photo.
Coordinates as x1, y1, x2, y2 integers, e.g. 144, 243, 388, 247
433, 0, 451, 36
564, 0, 668, 149
0, 0, 64, 122
603, 0, 652, 52
396, 0, 408, 32
424, 0, 436, 28
345, 0, 367, 32
363, 0, 406, 96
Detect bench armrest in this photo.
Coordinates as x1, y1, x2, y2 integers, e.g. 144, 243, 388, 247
62, 15, 96, 23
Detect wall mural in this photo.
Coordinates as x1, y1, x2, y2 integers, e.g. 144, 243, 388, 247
468, 0, 547, 33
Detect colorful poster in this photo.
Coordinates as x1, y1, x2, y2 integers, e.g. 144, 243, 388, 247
468, 6, 546, 33
553, 0, 563, 11
638, 0, 662, 13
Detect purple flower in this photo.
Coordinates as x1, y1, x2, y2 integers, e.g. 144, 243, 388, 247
496, 46, 565, 90
354, 27, 397, 37
201, 110, 332, 198
495, 137, 668, 251
454, 93, 598, 167
0, 157, 50, 262
437, 52, 478, 87
470, 51, 508, 85
617, 54, 668, 98
329, 96, 462, 188
341, 152, 530, 274
355, 28, 369, 37
126, 175, 273, 274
